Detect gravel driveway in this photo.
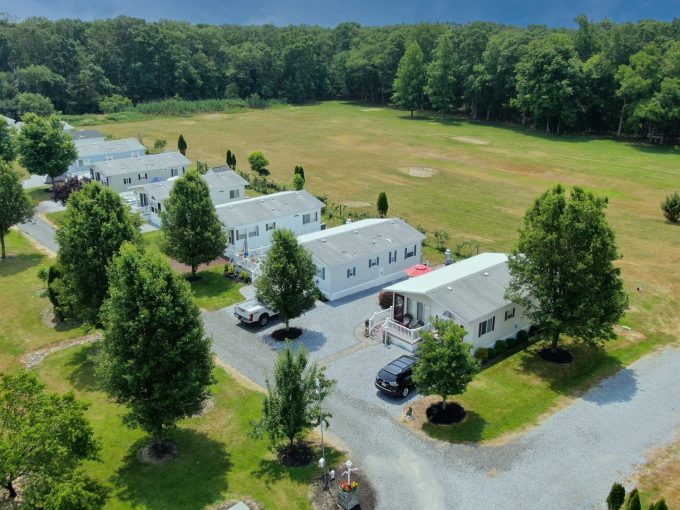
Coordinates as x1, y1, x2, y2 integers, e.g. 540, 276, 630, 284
204, 293, 680, 510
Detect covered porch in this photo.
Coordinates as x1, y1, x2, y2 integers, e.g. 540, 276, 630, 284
367, 292, 433, 351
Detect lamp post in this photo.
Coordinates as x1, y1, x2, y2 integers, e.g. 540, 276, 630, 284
316, 378, 328, 490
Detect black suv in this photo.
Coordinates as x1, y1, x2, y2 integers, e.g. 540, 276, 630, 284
374, 355, 417, 398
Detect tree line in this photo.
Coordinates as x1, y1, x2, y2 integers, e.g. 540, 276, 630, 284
0, 15, 678, 138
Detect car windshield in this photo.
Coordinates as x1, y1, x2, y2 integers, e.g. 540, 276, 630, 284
378, 369, 397, 382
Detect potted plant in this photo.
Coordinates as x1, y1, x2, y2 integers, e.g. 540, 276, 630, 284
338, 481, 360, 509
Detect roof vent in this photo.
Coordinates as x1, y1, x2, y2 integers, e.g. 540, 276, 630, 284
446, 286, 453, 291
321, 239, 326, 243
353, 230, 359, 234
483, 272, 489, 276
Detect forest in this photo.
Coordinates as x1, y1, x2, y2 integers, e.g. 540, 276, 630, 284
0, 15, 678, 140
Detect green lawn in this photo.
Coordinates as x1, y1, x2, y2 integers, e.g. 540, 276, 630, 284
421, 333, 675, 442
143, 230, 244, 311
0, 231, 88, 373
36, 343, 334, 510
91, 101, 680, 442
45, 209, 67, 227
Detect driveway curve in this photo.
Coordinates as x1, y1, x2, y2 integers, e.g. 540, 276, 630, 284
204, 296, 680, 510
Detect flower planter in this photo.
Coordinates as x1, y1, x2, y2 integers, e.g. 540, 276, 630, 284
338, 488, 360, 509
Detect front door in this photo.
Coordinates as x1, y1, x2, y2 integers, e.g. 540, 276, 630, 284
394, 293, 404, 322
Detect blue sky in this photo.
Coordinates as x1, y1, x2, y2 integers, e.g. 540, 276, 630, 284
2, 0, 678, 27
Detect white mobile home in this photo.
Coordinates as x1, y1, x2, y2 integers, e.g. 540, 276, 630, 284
371, 253, 530, 352
216, 190, 324, 259
133, 169, 249, 226
298, 218, 426, 301
91, 152, 191, 193
69, 138, 146, 177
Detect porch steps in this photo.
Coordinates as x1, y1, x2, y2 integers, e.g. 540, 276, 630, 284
370, 323, 385, 343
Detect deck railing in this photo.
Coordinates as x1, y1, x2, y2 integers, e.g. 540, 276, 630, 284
368, 307, 393, 332
384, 319, 431, 344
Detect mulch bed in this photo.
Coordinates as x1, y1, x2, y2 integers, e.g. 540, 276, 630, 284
425, 402, 466, 425
138, 440, 180, 465
169, 256, 228, 274
311, 463, 376, 510
271, 327, 303, 341
278, 442, 315, 468
538, 347, 574, 365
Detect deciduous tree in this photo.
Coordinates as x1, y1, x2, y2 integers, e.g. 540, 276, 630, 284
53, 176, 91, 206
17, 92, 56, 117
255, 229, 317, 332
0, 162, 34, 258
507, 185, 628, 355
56, 182, 141, 323
0, 120, 15, 162
412, 320, 480, 408
250, 343, 334, 449
248, 150, 270, 176
0, 373, 101, 502
426, 33, 457, 115
97, 243, 214, 452
16, 113, 77, 185
161, 170, 227, 279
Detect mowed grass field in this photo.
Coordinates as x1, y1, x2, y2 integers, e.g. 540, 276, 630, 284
93, 101, 680, 342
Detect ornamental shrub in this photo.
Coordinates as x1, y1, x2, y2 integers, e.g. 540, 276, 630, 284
661, 192, 680, 223
473, 347, 490, 364
516, 329, 529, 343
378, 290, 393, 309
494, 339, 508, 354
626, 489, 641, 510
486, 347, 497, 359
606, 482, 625, 510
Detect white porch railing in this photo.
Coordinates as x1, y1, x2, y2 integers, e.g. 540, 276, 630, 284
226, 245, 269, 281
384, 319, 431, 344
368, 307, 393, 332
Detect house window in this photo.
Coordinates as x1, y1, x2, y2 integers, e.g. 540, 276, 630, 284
266, 222, 276, 231
171, 168, 178, 177
388, 250, 397, 264
478, 316, 496, 337
236, 230, 246, 240
123, 177, 132, 185
182, 168, 186, 174
138, 173, 148, 181
95, 172, 101, 181
317, 267, 325, 280
346, 267, 356, 278
504, 308, 516, 321
404, 244, 417, 259
139, 193, 148, 207
303, 212, 318, 225
230, 189, 240, 199
248, 226, 259, 237
368, 257, 380, 268
157, 203, 161, 213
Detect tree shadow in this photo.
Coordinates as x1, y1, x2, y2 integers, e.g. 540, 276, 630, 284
252, 444, 342, 487
421, 409, 488, 443
0, 252, 45, 277
265, 330, 328, 354
188, 271, 240, 300
65, 343, 100, 391
582, 367, 638, 405
111, 429, 231, 510
517, 342, 628, 399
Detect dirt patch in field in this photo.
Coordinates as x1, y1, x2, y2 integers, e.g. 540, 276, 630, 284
202, 113, 227, 120
451, 136, 489, 145
361, 108, 384, 112
342, 200, 371, 208
178, 120, 196, 125
399, 166, 440, 178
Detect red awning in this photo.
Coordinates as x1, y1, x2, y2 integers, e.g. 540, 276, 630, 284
404, 264, 432, 277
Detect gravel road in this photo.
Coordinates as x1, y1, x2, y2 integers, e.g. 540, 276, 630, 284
204, 297, 680, 510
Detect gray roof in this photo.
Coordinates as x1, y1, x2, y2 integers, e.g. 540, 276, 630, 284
204, 169, 249, 190
131, 170, 247, 205
70, 129, 105, 141
298, 218, 425, 267
215, 190, 324, 227
386, 253, 511, 323
93, 152, 191, 177
76, 138, 146, 158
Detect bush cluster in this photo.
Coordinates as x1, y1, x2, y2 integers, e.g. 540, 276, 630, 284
377, 290, 393, 309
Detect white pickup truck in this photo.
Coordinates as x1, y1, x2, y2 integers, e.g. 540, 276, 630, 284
234, 299, 278, 326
